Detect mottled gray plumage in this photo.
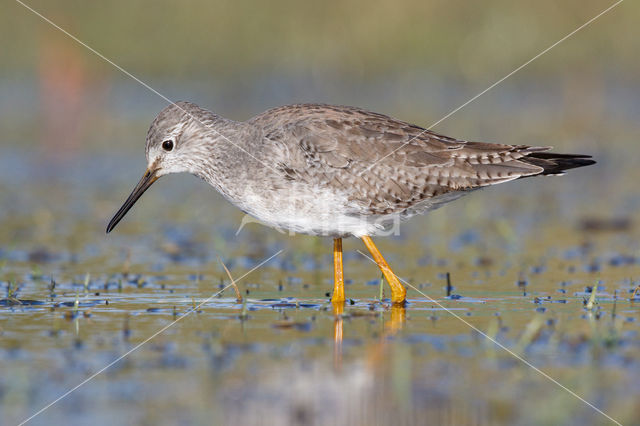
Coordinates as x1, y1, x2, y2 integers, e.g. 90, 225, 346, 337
108, 101, 595, 237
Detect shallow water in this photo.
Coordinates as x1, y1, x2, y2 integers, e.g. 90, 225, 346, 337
1, 147, 639, 426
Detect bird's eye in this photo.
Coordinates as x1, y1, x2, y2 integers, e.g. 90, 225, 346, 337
162, 140, 174, 151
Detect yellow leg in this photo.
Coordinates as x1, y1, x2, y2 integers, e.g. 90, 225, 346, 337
331, 238, 345, 303
361, 236, 406, 305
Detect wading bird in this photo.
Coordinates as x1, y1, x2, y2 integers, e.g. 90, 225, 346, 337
107, 102, 595, 305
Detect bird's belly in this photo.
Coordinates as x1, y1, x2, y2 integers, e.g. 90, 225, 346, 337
229, 184, 383, 237
223, 181, 475, 238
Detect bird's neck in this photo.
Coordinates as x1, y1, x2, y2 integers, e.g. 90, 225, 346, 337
188, 117, 263, 200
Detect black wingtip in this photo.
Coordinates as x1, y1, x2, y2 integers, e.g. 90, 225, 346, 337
525, 152, 597, 175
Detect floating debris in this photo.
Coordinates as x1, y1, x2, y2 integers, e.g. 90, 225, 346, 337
579, 217, 631, 232
585, 285, 598, 310
271, 321, 312, 331
0, 298, 45, 306
517, 275, 528, 296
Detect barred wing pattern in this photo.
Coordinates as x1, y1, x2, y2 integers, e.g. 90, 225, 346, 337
251, 104, 593, 216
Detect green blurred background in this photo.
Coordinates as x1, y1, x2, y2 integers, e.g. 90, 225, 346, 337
1, 0, 637, 156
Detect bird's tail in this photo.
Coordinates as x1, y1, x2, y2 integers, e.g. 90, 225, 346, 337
522, 152, 596, 176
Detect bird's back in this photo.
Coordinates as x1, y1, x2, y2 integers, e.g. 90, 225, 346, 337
247, 104, 594, 218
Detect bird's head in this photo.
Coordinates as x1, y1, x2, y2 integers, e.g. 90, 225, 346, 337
106, 101, 217, 233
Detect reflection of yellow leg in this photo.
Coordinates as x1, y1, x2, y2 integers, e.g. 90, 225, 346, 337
332, 302, 343, 370
361, 236, 406, 305
388, 305, 406, 334
367, 305, 406, 370
331, 238, 345, 303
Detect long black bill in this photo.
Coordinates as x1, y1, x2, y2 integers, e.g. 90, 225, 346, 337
106, 169, 159, 234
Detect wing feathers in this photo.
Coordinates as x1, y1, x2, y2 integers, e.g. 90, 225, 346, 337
253, 104, 593, 215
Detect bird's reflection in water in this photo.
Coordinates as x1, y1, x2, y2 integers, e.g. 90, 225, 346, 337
332, 302, 344, 370
387, 304, 406, 334
332, 302, 406, 371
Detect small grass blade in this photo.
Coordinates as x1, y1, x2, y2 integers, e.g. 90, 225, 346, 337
218, 256, 243, 303
585, 285, 597, 310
